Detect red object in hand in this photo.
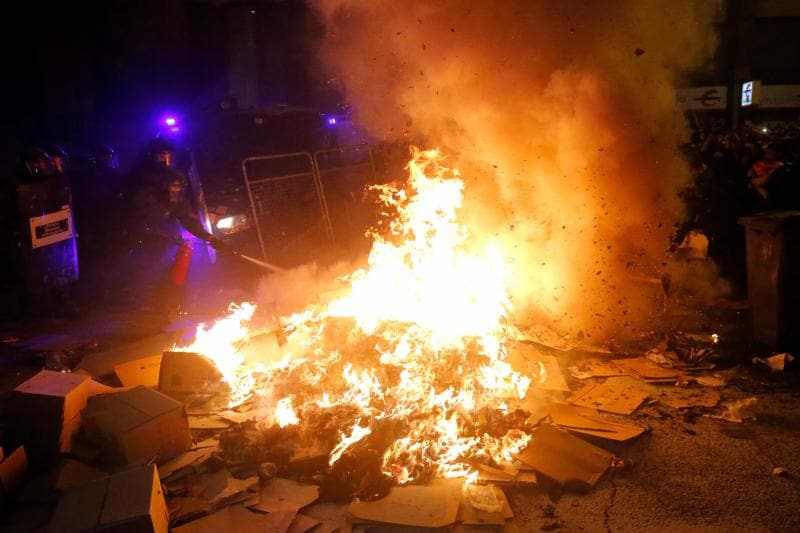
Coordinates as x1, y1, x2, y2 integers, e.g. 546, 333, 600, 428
170, 242, 193, 285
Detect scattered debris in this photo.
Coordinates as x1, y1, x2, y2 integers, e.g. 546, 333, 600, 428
48, 464, 168, 532
695, 374, 726, 388
458, 484, 512, 525
173, 504, 270, 532
196, 469, 257, 505
252, 477, 320, 514
287, 513, 322, 533
348, 478, 461, 528
709, 397, 758, 423
570, 377, 649, 415
568, 358, 629, 380
159, 447, 216, 479
753, 353, 795, 372
772, 467, 789, 477
514, 424, 614, 491
82, 385, 192, 465
613, 357, 679, 381
10, 370, 90, 459
188, 415, 230, 430
654, 387, 721, 409
548, 403, 645, 441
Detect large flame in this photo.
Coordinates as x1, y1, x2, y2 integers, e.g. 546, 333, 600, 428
179, 147, 534, 485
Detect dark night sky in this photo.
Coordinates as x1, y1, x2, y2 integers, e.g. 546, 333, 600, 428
0, 0, 322, 161
0, 0, 798, 164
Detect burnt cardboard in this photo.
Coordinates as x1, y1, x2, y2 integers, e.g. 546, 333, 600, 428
10, 370, 90, 458
348, 477, 461, 528
82, 386, 191, 466
515, 424, 613, 492
549, 403, 646, 441
158, 351, 225, 401
48, 464, 168, 533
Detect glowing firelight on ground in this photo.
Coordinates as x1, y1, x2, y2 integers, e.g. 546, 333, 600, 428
177, 147, 536, 485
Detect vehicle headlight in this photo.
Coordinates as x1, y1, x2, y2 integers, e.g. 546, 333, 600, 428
215, 213, 249, 234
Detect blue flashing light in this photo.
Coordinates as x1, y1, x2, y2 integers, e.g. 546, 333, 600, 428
164, 117, 177, 127
327, 117, 337, 126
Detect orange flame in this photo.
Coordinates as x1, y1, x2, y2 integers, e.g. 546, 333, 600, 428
184, 147, 535, 483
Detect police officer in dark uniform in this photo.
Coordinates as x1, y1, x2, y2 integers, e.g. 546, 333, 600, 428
123, 138, 227, 319
1, 146, 80, 318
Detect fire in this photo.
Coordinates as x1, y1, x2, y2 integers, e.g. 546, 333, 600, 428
274, 396, 299, 427
183, 147, 537, 487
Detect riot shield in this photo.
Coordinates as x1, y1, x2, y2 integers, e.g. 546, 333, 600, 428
16, 175, 79, 294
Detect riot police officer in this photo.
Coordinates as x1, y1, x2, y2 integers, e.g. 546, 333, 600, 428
1, 146, 79, 318
122, 138, 226, 319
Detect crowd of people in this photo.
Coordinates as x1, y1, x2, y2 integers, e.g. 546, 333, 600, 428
675, 120, 800, 294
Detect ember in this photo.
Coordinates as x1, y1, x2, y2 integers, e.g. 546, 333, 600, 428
176, 148, 539, 495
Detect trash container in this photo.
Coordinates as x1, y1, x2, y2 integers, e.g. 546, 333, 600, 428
738, 211, 800, 349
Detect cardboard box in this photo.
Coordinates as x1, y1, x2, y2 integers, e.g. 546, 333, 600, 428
114, 355, 163, 388
10, 370, 90, 458
158, 351, 225, 401
48, 464, 168, 533
82, 386, 191, 466
0, 446, 28, 498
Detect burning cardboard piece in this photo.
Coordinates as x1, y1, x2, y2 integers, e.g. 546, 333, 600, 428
48, 464, 168, 533
514, 424, 613, 491
10, 370, 90, 459
114, 355, 163, 388
548, 403, 645, 441
0, 446, 28, 498
159, 351, 226, 402
173, 504, 270, 533
253, 477, 320, 514
82, 385, 191, 465
348, 478, 461, 528
569, 377, 649, 415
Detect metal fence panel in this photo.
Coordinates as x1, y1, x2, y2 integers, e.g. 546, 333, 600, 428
242, 152, 333, 265
313, 145, 377, 253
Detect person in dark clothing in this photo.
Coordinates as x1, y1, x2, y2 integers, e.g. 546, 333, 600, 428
1, 146, 80, 318
748, 143, 799, 211
122, 138, 226, 319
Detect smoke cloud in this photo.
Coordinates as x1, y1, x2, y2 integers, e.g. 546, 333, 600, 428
311, 0, 720, 341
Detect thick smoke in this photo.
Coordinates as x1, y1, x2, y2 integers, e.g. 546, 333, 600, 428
311, 0, 720, 341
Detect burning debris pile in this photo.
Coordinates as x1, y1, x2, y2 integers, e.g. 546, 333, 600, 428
178, 148, 539, 498
1, 148, 765, 533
